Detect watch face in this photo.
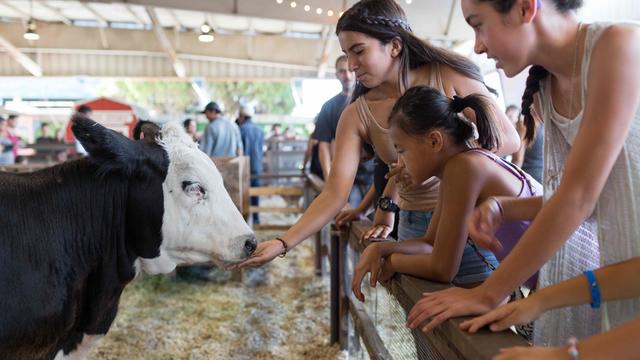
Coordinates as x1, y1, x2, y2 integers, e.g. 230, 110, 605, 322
379, 198, 390, 209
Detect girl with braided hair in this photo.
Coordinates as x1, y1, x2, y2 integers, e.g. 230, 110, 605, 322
351, 86, 541, 305
407, 0, 640, 351
236, 0, 518, 268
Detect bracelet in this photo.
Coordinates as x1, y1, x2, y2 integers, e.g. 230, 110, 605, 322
275, 237, 289, 258
489, 197, 504, 217
567, 336, 579, 359
584, 270, 601, 309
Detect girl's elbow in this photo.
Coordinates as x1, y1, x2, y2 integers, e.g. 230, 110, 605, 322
431, 266, 457, 283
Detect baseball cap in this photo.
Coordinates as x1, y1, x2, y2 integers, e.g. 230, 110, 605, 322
201, 101, 222, 114
239, 104, 255, 118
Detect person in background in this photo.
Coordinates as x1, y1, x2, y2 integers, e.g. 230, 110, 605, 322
183, 118, 200, 143
0, 117, 15, 164
237, 104, 264, 224
132, 120, 161, 145
6, 115, 23, 160
36, 122, 58, 144
507, 104, 544, 183
313, 55, 375, 209
199, 101, 243, 157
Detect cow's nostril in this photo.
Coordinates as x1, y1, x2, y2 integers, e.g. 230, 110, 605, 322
244, 236, 257, 256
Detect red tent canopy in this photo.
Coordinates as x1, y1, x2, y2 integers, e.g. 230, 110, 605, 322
64, 97, 149, 143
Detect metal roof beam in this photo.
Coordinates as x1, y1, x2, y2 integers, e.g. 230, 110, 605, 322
39, 2, 73, 26
0, 35, 42, 76
145, 6, 186, 78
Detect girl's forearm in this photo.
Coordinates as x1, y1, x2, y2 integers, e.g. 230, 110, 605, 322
387, 253, 454, 283
498, 196, 543, 221
377, 239, 433, 257
535, 257, 640, 313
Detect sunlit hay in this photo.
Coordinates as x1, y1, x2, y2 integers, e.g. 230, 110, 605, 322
88, 230, 345, 360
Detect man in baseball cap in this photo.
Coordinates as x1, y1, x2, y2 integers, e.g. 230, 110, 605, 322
199, 101, 243, 157
200, 101, 222, 114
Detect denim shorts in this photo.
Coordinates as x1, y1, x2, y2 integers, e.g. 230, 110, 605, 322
398, 209, 497, 284
397, 209, 433, 241
453, 243, 498, 285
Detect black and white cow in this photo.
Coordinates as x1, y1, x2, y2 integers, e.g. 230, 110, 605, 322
0, 116, 257, 359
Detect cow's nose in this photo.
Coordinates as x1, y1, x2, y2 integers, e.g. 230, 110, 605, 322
244, 236, 258, 256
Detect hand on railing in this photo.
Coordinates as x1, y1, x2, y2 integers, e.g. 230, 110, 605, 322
361, 224, 392, 243
335, 207, 365, 227
460, 294, 543, 333
352, 243, 387, 302
467, 197, 505, 253
406, 286, 497, 333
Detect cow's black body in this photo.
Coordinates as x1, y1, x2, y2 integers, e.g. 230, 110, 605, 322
0, 117, 169, 359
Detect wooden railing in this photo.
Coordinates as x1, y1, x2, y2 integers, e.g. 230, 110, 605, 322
333, 220, 530, 359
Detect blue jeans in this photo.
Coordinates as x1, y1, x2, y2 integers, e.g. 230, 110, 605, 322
398, 210, 433, 241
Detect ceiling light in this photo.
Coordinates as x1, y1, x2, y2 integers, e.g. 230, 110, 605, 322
405, 0, 412, 3
327, 10, 334, 16
276, 0, 283, 3
23, 19, 39, 41
198, 22, 214, 43
304, 5, 310, 11
316, 8, 323, 15
290, 1, 297, 8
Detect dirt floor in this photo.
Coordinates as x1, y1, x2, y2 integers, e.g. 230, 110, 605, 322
88, 228, 345, 360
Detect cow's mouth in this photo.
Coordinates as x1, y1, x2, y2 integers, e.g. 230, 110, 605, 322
165, 249, 225, 267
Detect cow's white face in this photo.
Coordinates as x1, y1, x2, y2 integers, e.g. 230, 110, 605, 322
137, 122, 256, 274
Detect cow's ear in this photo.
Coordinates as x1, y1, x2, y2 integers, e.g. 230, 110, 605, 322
72, 114, 167, 176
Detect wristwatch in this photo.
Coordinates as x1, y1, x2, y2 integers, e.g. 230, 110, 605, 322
377, 197, 399, 213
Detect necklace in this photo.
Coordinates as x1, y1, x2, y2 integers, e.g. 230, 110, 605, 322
568, 22, 583, 118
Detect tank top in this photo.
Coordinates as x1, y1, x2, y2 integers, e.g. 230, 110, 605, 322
535, 22, 640, 346
354, 63, 444, 211
465, 148, 542, 289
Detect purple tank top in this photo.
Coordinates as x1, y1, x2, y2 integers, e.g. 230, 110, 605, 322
466, 149, 542, 289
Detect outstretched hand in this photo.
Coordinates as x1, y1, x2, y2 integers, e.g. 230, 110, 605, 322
406, 286, 497, 333
467, 198, 505, 253
231, 239, 284, 269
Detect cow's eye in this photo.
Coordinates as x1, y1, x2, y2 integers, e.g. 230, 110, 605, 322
181, 181, 206, 200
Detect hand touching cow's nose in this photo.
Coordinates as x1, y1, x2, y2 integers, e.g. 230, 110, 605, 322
231, 239, 285, 269
244, 236, 258, 256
